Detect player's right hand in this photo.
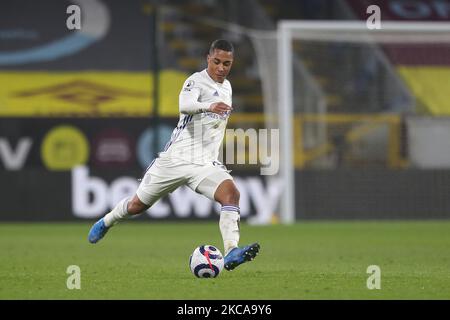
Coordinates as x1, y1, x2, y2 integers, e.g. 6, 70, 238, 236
208, 102, 233, 115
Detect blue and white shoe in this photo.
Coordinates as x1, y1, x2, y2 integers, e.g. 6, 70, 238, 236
88, 218, 109, 244
224, 243, 260, 271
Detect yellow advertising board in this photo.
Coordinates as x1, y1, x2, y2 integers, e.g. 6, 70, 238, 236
0, 70, 187, 117
398, 66, 450, 115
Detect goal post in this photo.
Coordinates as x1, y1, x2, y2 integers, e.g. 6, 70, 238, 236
273, 20, 450, 224
277, 23, 295, 224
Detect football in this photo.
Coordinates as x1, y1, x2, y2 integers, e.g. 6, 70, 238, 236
189, 245, 224, 278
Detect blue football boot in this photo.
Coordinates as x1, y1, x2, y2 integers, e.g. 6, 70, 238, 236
224, 242, 260, 271
88, 218, 109, 244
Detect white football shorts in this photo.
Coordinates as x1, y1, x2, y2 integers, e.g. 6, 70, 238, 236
136, 156, 233, 206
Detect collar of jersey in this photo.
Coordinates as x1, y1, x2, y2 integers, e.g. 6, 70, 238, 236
203, 69, 224, 85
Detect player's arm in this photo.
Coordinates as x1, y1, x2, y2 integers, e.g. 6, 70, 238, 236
208, 102, 233, 114
179, 86, 210, 115
179, 79, 233, 115
179, 90, 233, 115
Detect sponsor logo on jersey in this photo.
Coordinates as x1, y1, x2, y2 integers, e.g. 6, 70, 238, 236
205, 111, 230, 120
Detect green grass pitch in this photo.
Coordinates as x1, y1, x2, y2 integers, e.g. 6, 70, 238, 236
1, 221, 450, 299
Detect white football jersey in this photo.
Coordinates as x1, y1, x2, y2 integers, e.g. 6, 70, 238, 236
159, 69, 232, 165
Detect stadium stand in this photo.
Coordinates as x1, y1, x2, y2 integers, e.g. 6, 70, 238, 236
158, 0, 266, 112
343, 0, 450, 115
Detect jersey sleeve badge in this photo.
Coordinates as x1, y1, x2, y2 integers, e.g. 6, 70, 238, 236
183, 80, 195, 91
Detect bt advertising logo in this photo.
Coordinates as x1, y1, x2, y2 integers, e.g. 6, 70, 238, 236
0, 137, 32, 170
0, 125, 90, 171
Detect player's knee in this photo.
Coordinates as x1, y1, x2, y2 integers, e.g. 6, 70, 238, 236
232, 189, 240, 204
214, 179, 240, 206
221, 189, 240, 206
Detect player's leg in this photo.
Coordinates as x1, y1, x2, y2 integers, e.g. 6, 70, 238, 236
104, 194, 149, 226
192, 167, 260, 271
213, 179, 260, 270
87, 194, 149, 244
213, 179, 241, 255
88, 158, 185, 244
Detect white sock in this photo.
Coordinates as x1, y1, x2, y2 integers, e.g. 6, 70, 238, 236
219, 205, 240, 256
103, 197, 131, 227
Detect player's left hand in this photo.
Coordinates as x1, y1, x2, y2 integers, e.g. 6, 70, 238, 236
208, 102, 233, 115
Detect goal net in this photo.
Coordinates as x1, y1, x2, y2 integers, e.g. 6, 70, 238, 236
250, 21, 450, 223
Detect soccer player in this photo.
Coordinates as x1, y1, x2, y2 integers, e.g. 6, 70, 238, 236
88, 39, 260, 271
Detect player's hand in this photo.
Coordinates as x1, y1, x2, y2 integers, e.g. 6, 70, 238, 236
208, 102, 233, 115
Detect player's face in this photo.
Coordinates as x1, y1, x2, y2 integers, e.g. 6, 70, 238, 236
207, 49, 233, 83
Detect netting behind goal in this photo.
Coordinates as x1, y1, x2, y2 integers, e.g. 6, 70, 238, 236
249, 21, 450, 223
